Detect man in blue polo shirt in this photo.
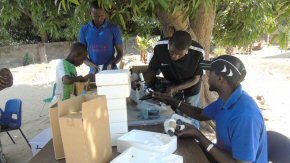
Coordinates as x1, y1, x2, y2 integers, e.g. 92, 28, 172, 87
153, 55, 268, 163
80, 1, 123, 77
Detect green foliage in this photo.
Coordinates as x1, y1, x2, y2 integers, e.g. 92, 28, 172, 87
214, 0, 272, 48
136, 35, 160, 51
268, 0, 290, 49
1, 0, 290, 50
23, 53, 34, 66
214, 0, 290, 49
0, 0, 72, 44
213, 46, 226, 56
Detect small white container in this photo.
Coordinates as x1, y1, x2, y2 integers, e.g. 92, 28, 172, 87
98, 85, 131, 98
95, 69, 130, 86
107, 98, 127, 110
110, 121, 128, 134
108, 109, 128, 123
111, 133, 126, 146
111, 147, 183, 163
117, 130, 177, 155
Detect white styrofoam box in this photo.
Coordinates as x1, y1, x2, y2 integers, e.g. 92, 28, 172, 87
29, 127, 52, 156
109, 109, 127, 123
98, 85, 130, 98
107, 98, 127, 110
111, 147, 183, 163
110, 121, 128, 134
117, 130, 177, 156
111, 133, 126, 146
95, 69, 130, 86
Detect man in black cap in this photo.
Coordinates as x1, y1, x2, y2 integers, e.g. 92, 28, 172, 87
153, 55, 268, 163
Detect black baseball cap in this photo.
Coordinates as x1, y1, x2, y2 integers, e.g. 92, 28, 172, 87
200, 55, 247, 84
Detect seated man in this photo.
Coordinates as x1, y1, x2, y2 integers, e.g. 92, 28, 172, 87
54, 42, 89, 101
153, 55, 268, 163
0, 68, 13, 163
144, 30, 204, 128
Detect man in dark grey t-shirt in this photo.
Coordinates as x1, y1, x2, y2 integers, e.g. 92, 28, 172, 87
144, 31, 204, 128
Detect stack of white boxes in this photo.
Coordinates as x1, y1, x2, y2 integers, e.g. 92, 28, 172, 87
95, 69, 130, 146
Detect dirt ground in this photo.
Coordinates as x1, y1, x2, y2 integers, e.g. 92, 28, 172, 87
0, 46, 290, 163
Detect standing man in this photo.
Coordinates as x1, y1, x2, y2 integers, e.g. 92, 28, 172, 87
153, 55, 268, 163
80, 1, 124, 77
144, 30, 204, 128
0, 68, 13, 163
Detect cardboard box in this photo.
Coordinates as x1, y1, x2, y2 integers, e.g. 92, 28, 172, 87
58, 95, 112, 163
95, 70, 130, 86
75, 82, 97, 96
49, 106, 65, 160
130, 65, 148, 74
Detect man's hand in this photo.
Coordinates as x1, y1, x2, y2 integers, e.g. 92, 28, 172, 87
175, 123, 201, 139
165, 86, 177, 97
152, 92, 171, 103
76, 76, 87, 82
84, 58, 100, 73
106, 64, 113, 70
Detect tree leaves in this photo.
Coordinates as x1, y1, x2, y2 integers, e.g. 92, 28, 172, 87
157, 0, 169, 10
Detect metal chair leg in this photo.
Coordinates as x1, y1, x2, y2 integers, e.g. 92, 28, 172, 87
18, 128, 31, 148
6, 131, 15, 144
39, 103, 46, 117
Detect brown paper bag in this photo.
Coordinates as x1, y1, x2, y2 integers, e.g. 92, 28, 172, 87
49, 105, 65, 160
74, 82, 97, 96
58, 95, 112, 163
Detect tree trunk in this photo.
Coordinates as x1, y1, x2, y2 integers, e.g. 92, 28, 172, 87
191, 3, 216, 59
40, 31, 49, 43
37, 43, 48, 63
37, 31, 49, 63
157, 8, 197, 41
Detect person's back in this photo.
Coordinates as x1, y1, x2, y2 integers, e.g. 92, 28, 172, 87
152, 55, 268, 163
210, 88, 268, 163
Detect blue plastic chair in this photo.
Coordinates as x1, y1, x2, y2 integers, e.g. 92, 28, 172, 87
0, 99, 30, 148
268, 131, 290, 163
39, 83, 56, 117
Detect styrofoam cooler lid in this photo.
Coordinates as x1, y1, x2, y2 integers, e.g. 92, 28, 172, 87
95, 69, 130, 86
30, 127, 52, 143
117, 129, 177, 155
111, 146, 183, 163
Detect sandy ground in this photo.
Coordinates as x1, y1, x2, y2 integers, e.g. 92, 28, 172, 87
0, 46, 290, 163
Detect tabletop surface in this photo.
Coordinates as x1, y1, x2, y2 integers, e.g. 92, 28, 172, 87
29, 124, 209, 163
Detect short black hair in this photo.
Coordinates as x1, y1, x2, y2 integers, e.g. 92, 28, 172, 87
90, 1, 101, 10
70, 42, 87, 56
169, 30, 192, 50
